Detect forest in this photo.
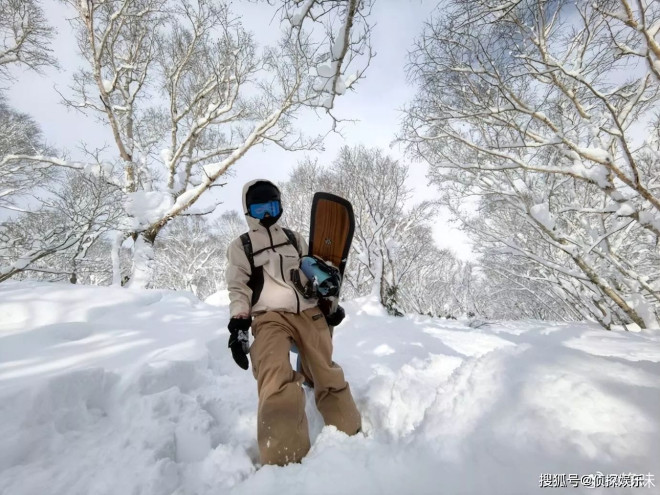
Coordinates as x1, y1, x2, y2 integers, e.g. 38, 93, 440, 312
1, 0, 659, 330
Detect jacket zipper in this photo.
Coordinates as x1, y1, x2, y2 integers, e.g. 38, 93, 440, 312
279, 253, 301, 313
265, 226, 274, 248
270, 226, 301, 314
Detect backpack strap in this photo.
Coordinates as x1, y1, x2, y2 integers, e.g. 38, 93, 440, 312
240, 228, 300, 270
240, 232, 255, 271
282, 228, 301, 256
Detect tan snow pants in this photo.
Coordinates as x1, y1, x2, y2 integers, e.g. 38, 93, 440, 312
250, 307, 361, 466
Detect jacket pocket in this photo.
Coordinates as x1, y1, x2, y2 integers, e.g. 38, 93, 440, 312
309, 310, 329, 332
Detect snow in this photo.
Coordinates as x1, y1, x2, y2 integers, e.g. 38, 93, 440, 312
318, 69, 355, 96
316, 64, 335, 78
344, 72, 359, 89
530, 203, 556, 231
11, 257, 31, 270
205, 289, 231, 307
512, 178, 529, 193
83, 162, 113, 178
639, 210, 660, 232
627, 293, 660, 331
160, 148, 173, 167
332, 25, 347, 60
102, 79, 113, 92
110, 231, 123, 285
571, 159, 610, 188
124, 191, 174, 229
0, 282, 658, 495
127, 235, 155, 289
313, 66, 347, 96
289, 0, 314, 28
576, 146, 612, 164
533, 110, 547, 121
615, 202, 636, 217
173, 189, 199, 211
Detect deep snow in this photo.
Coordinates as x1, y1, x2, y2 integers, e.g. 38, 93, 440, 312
0, 281, 658, 494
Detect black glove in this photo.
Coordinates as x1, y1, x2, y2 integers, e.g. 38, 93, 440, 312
325, 305, 345, 327
228, 317, 251, 370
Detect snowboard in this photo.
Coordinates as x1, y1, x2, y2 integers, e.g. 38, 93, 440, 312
307, 192, 355, 321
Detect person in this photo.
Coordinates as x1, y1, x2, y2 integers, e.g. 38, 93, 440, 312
225, 179, 362, 466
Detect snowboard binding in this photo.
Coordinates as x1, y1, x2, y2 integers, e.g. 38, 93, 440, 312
291, 255, 341, 299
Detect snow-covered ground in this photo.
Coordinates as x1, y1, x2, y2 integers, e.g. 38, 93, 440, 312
1, 282, 658, 495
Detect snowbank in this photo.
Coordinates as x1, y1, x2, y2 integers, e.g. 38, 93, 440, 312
0, 282, 658, 494
205, 289, 231, 308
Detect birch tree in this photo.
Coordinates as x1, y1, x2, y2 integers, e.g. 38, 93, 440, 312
58, 0, 374, 288
402, 0, 660, 329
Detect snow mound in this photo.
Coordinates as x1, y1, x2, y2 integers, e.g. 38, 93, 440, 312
0, 282, 658, 495
205, 289, 231, 307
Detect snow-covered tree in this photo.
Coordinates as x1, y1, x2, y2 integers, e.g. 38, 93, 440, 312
281, 145, 466, 316
150, 209, 246, 299
0, 2, 79, 219
0, 169, 122, 283
152, 216, 221, 298
279, 157, 333, 238
0, 96, 57, 212
329, 146, 434, 313
213, 209, 247, 250
402, 0, 660, 329
0, 0, 56, 78
57, 0, 374, 288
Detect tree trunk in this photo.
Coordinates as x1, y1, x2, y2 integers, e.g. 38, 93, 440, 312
111, 232, 124, 286
572, 255, 648, 329
127, 230, 158, 289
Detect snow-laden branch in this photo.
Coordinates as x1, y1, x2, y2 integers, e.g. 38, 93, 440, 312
280, 0, 374, 118
0, 154, 81, 170
403, 0, 660, 233
401, 0, 660, 327
0, 0, 57, 78
56, 0, 374, 287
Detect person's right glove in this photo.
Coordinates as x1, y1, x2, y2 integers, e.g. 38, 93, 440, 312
228, 317, 251, 370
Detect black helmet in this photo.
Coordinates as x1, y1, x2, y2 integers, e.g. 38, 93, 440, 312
246, 180, 280, 206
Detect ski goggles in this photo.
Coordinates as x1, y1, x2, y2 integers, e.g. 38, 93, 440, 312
248, 200, 281, 219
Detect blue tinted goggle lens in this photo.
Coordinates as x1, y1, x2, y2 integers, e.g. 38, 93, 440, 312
249, 200, 281, 219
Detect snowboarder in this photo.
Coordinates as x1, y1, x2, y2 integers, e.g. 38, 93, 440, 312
225, 179, 361, 466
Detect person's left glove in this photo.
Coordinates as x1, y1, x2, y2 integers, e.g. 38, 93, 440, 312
228, 317, 252, 370
325, 305, 346, 327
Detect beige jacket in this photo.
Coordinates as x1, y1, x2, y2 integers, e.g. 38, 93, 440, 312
226, 179, 318, 317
